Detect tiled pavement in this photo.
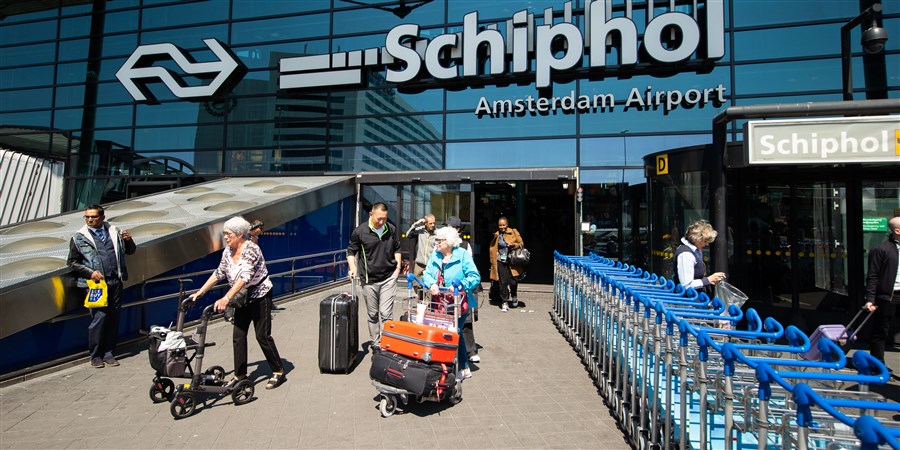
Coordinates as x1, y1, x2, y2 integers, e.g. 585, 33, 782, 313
0, 283, 631, 449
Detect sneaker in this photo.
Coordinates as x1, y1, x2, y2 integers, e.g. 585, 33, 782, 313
458, 368, 472, 380
90, 357, 104, 368
103, 356, 119, 367
469, 355, 480, 363
510, 298, 519, 308
501, 303, 509, 312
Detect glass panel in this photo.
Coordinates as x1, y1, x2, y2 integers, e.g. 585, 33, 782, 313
795, 182, 848, 305
0, 65, 54, 89
447, 1, 576, 22
333, 2, 443, 35
734, 59, 841, 96
94, 105, 135, 129
142, 1, 228, 28
648, 170, 709, 277
733, 1, 861, 27
105, 10, 140, 34
57, 39, 90, 62
140, 24, 227, 48
97, 81, 137, 105
862, 181, 900, 281
231, 40, 329, 69
329, 143, 443, 172
446, 108, 575, 139
56, 62, 88, 84
0, 111, 52, 129
0, 43, 56, 67
55, 84, 87, 108
232, 0, 330, 19
741, 184, 793, 304
231, 14, 329, 45
0, 20, 57, 46
0, 88, 52, 112
134, 125, 223, 150
447, 139, 575, 169
60, 15, 91, 38
101, 33, 139, 58
136, 102, 213, 127
330, 114, 443, 144
735, 23, 841, 61
54, 108, 85, 130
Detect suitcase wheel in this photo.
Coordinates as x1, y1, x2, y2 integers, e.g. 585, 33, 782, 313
379, 394, 397, 417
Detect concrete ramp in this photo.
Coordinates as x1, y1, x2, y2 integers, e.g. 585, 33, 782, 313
0, 175, 355, 338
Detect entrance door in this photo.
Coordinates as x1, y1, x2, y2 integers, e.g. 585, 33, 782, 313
474, 180, 575, 284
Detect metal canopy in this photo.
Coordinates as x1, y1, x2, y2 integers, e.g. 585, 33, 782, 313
355, 168, 578, 185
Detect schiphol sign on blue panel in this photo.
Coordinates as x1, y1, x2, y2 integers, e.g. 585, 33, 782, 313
117, 0, 727, 115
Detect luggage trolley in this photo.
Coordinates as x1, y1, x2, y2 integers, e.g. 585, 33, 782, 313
370, 275, 464, 417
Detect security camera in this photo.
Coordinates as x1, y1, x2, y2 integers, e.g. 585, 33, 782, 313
861, 24, 888, 54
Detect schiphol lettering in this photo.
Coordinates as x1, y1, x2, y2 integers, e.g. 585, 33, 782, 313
383, 0, 724, 89
475, 84, 726, 117
759, 131, 893, 159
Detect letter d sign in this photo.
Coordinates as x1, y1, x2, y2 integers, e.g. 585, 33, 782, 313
656, 154, 669, 175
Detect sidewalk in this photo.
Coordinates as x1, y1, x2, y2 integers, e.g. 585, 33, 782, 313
0, 283, 631, 449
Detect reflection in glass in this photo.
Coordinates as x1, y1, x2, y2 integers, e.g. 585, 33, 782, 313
2, 66, 54, 90
648, 169, 709, 278
141, 1, 228, 28
231, 14, 329, 45
447, 139, 575, 169
134, 124, 223, 151
232, 1, 330, 19
330, 143, 442, 172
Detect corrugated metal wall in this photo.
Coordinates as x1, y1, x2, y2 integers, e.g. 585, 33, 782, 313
0, 149, 64, 226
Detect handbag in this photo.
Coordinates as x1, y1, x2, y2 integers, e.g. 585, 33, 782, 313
223, 286, 250, 323
84, 279, 108, 308
508, 247, 531, 266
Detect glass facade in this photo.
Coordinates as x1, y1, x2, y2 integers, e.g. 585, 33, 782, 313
0, 0, 896, 229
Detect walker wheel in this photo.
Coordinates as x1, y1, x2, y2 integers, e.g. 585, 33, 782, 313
205, 365, 226, 383
379, 394, 396, 417
449, 380, 463, 405
149, 378, 175, 403
170, 392, 196, 419
231, 379, 255, 405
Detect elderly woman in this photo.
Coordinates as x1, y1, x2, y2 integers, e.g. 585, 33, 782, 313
675, 220, 726, 291
189, 216, 286, 390
422, 226, 481, 380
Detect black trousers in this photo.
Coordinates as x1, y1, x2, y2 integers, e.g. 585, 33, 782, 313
870, 299, 898, 363
88, 281, 122, 359
233, 292, 283, 377
462, 309, 476, 356
497, 261, 518, 301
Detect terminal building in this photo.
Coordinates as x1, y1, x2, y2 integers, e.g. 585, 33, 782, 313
0, 0, 898, 374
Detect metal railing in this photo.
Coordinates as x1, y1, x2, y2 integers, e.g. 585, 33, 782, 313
48, 249, 349, 323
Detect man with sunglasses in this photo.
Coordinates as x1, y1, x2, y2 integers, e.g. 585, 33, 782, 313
67, 205, 137, 368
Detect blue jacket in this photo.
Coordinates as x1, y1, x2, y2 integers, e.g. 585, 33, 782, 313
67, 223, 137, 288
422, 246, 481, 311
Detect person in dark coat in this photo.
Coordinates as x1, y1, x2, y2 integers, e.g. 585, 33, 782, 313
864, 217, 900, 367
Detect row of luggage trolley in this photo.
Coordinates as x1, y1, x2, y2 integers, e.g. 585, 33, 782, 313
552, 251, 900, 450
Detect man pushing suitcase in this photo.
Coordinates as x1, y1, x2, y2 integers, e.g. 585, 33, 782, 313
347, 202, 402, 349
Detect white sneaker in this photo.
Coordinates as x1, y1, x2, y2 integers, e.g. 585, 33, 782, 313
501, 303, 509, 312
458, 368, 472, 380
469, 355, 480, 363
510, 299, 519, 308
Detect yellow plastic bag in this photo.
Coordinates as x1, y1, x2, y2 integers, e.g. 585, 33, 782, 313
84, 279, 108, 308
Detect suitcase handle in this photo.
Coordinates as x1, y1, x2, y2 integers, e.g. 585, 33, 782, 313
841, 307, 875, 343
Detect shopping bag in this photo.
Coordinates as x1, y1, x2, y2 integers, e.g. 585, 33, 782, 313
84, 279, 108, 308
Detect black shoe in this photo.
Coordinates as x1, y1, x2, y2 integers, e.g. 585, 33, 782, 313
90, 357, 104, 368
266, 373, 286, 390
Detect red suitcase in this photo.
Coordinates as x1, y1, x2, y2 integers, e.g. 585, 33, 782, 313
381, 320, 459, 364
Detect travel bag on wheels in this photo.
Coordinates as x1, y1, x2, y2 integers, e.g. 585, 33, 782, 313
380, 320, 459, 364
370, 350, 456, 398
801, 307, 874, 361
318, 279, 359, 373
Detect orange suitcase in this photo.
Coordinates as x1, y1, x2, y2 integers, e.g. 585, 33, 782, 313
381, 320, 459, 364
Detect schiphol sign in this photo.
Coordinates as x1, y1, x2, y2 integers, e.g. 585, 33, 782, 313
117, 0, 727, 114
745, 115, 900, 165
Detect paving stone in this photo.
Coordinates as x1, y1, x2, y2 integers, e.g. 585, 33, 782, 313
0, 283, 629, 449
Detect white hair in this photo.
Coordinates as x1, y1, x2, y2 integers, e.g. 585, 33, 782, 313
223, 216, 250, 237
435, 226, 462, 248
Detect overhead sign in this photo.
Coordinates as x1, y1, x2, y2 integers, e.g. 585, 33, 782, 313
745, 115, 900, 165
116, 39, 246, 104
280, 0, 725, 91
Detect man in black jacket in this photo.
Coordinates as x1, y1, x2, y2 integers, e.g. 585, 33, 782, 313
864, 216, 900, 367
347, 202, 401, 346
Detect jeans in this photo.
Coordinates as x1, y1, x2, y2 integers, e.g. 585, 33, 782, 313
233, 292, 283, 377
462, 308, 476, 356
88, 281, 122, 359
361, 275, 397, 343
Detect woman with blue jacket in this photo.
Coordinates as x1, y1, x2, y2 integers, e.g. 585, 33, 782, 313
422, 226, 481, 380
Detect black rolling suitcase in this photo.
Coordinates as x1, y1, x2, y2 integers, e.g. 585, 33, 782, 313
318, 279, 359, 373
